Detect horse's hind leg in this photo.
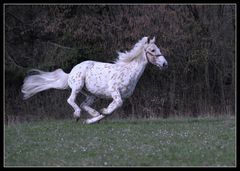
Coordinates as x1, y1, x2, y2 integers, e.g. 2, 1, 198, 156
67, 89, 82, 120
67, 62, 92, 121
80, 95, 100, 117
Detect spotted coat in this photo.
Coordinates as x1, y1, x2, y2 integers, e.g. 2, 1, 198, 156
66, 36, 168, 124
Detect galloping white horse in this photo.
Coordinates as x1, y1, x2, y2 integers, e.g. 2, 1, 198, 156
22, 36, 168, 124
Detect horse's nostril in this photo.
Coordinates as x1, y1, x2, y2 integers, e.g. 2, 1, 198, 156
163, 62, 168, 68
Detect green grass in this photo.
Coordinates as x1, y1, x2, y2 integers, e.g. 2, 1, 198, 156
4, 117, 236, 167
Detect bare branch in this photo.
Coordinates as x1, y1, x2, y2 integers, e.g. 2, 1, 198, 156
47, 41, 74, 50
5, 51, 26, 69
6, 11, 24, 24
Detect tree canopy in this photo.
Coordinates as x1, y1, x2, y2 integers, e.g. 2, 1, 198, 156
5, 4, 236, 122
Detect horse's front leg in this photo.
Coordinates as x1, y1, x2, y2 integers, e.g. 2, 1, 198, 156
85, 90, 123, 124
101, 90, 123, 115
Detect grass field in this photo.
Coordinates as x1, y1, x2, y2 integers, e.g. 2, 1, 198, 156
4, 117, 236, 167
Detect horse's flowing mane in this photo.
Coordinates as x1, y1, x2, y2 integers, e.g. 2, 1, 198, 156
114, 37, 148, 65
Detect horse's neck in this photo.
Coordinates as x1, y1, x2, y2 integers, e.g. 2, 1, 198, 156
126, 53, 148, 81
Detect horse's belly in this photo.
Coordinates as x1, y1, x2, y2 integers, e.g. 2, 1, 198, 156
85, 64, 113, 98
85, 84, 112, 98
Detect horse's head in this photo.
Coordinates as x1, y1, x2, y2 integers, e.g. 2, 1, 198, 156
144, 37, 168, 70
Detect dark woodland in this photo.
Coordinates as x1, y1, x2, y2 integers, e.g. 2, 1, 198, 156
4, 5, 236, 123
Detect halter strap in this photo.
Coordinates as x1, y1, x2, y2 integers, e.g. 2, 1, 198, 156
145, 51, 151, 63
145, 50, 162, 63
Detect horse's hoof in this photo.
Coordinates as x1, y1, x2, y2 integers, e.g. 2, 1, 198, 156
84, 119, 96, 124
84, 119, 91, 124
76, 117, 80, 122
83, 119, 94, 124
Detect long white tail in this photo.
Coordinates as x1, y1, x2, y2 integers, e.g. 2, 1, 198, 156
21, 68, 69, 99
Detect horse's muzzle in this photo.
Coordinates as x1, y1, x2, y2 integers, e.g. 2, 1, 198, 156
162, 62, 168, 69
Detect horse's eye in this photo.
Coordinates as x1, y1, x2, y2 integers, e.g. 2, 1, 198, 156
151, 49, 155, 52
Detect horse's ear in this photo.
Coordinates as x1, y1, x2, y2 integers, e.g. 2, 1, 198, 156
150, 36, 156, 43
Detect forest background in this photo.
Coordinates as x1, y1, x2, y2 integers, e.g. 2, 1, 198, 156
4, 4, 236, 123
